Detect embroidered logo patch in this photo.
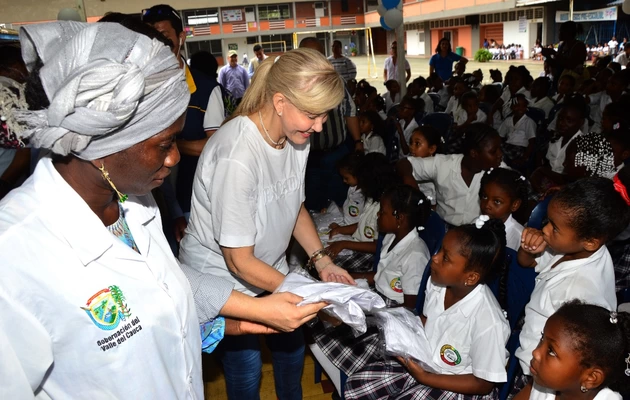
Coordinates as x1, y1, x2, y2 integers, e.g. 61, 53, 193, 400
364, 226, 375, 239
440, 344, 462, 366
81, 286, 131, 331
349, 205, 360, 217
390, 277, 403, 293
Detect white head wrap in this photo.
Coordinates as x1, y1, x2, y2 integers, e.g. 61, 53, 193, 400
15, 21, 189, 160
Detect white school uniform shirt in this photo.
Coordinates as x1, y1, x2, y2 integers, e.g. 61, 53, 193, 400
516, 246, 617, 373
423, 278, 510, 381
408, 154, 483, 226
418, 181, 437, 206
435, 87, 450, 108
362, 131, 386, 155
375, 231, 431, 304
445, 96, 460, 115
0, 157, 202, 400
498, 87, 531, 128
530, 96, 555, 119
588, 91, 612, 134
454, 107, 487, 126
530, 382, 621, 400
504, 214, 524, 251
546, 130, 584, 174
352, 199, 380, 242
498, 114, 537, 148
179, 116, 309, 296
383, 92, 401, 113
420, 92, 434, 114
398, 118, 419, 158
343, 186, 365, 225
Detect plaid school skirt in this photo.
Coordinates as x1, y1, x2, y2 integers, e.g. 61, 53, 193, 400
335, 250, 375, 273
500, 143, 526, 164
312, 322, 384, 376
344, 359, 500, 400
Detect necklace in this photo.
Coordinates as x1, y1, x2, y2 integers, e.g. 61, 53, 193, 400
258, 111, 286, 148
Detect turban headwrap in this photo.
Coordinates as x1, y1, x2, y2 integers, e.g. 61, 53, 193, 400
15, 21, 189, 160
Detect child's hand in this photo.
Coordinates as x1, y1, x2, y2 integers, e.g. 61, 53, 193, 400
329, 222, 340, 230
520, 227, 547, 254
325, 241, 346, 258
396, 356, 427, 382
320, 207, 328, 214
329, 226, 342, 239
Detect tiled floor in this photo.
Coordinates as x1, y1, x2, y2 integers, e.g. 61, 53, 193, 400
203, 343, 333, 400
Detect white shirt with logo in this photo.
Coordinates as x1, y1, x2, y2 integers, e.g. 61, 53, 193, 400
180, 116, 309, 296
422, 278, 510, 382
374, 231, 430, 304
343, 186, 365, 225
0, 157, 202, 399
352, 199, 380, 242
516, 246, 617, 373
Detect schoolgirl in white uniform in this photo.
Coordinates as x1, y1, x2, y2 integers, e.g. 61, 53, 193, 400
345, 218, 510, 400
479, 168, 527, 251
515, 177, 630, 389
400, 123, 504, 226
514, 302, 628, 400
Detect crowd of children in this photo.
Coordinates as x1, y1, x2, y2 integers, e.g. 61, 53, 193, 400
308, 48, 630, 400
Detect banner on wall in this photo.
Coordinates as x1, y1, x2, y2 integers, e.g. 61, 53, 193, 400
555, 6, 617, 23
518, 17, 527, 33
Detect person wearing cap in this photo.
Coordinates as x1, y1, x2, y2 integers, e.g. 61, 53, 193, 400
0, 21, 327, 399
219, 50, 250, 103
142, 4, 224, 246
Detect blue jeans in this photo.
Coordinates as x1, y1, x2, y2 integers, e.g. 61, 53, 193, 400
216, 328, 305, 400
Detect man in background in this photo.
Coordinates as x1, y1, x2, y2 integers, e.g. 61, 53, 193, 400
219, 50, 249, 103
328, 40, 357, 82
248, 44, 267, 79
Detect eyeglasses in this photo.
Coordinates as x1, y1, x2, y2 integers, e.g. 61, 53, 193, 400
141, 6, 182, 21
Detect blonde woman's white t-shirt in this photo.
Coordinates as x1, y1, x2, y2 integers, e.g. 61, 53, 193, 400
180, 115, 309, 296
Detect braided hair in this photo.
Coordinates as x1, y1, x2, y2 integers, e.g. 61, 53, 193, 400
480, 167, 529, 210
572, 132, 616, 178
382, 184, 431, 231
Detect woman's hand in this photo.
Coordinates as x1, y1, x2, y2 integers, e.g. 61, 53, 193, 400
318, 262, 356, 285
256, 292, 327, 332
225, 318, 281, 335
520, 227, 547, 255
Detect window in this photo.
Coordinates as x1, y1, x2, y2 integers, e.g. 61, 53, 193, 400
246, 36, 258, 45
258, 4, 291, 20
259, 34, 295, 52
182, 9, 219, 26
186, 39, 222, 58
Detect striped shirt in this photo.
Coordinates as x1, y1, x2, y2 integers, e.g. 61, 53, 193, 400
327, 55, 357, 81
310, 87, 357, 151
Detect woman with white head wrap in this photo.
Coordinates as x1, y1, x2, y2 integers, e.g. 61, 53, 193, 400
0, 21, 324, 399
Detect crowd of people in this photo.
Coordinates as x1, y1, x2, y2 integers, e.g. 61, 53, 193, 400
2, 7, 630, 400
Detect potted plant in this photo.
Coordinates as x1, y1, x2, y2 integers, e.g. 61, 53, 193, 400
350, 45, 358, 56
474, 48, 492, 62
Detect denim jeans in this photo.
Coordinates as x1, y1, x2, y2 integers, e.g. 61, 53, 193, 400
216, 328, 305, 399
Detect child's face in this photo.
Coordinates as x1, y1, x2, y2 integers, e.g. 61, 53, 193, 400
511, 98, 528, 117
606, 77, 625, 97
388, 81, 400, 93
359, 116, 372, 134
609, 136, 630, 167
471, 135, 503, 171
430, 231, 471, 286
557, 78, 573, 95
340, 168, 358, 187
479, 182, 519, 222
408, 131, 437, 158
473, 70, 483, 82
531, 83, 545, 99
463, 98, 479, 116
377, 197, 397, 233
556, 108, 583, 138
541, 200, 589, 255
453, 82, 467, 98
397, 102, 415, 120
530, 316, 583, 393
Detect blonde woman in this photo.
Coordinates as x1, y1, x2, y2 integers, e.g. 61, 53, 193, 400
179, 48, 354, 399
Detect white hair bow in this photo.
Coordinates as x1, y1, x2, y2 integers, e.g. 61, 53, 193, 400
475, 215, 490, 229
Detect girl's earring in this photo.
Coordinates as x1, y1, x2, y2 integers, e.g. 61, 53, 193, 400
580, 386, 588, 393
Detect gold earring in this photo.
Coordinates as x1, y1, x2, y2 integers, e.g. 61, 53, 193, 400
99, 163, 128, 203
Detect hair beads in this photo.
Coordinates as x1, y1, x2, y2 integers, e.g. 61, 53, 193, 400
574, 133, 616, 178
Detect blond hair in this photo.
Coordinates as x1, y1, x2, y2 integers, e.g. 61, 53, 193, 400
228, 47, 344, 120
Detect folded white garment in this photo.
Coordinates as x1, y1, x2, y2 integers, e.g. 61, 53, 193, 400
311, 205, 354, 257
372, 308, 438, 373
275, 272, 386, 335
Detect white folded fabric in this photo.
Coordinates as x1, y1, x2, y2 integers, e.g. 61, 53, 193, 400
275, 272, 386, 335
372, 307, 438, 373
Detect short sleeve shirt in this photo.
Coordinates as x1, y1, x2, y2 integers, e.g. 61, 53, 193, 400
429, 52, 462, 81
352, 199, 379, 242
